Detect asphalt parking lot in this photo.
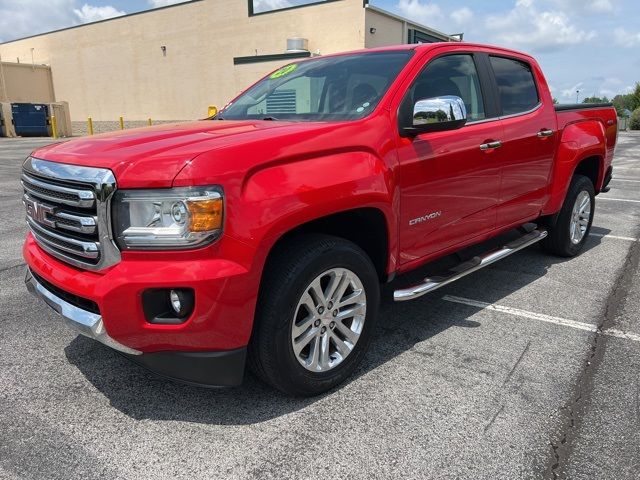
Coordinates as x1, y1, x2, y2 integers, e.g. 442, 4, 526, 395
1, 133, 639, 480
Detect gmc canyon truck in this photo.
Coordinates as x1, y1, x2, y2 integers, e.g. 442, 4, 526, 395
23, 43, 617, 396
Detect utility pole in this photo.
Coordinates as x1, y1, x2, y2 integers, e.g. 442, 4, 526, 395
576, 90, 580, 103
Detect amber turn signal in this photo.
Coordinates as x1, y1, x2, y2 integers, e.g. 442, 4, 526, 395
187, 197, 223, 232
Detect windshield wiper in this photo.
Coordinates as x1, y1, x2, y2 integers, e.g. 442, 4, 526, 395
262, 116, 278, 121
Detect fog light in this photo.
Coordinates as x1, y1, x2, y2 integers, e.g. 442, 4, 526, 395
168, 289, 192, 318
169, 290, 182, 314
142, 288, 195, 324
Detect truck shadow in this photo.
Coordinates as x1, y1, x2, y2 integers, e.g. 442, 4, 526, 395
64, 231, 609, 426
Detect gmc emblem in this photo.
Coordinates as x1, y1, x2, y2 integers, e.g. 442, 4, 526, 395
24, 197, 57, 228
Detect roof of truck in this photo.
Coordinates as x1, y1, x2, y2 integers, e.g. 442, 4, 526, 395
320, 42, 534, 61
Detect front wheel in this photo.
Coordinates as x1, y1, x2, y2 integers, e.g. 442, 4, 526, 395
248, 235, 380, 396
541, 174, 595, 257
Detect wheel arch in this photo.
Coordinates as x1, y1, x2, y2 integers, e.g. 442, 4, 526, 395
262, 207, 391, 284
543, 120, 607, 216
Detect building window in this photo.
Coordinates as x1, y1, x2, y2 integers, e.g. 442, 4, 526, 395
408, 29, 444, 44
248, 0, 341, 16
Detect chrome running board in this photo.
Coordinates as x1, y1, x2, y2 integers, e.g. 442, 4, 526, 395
393, 228, 548, 302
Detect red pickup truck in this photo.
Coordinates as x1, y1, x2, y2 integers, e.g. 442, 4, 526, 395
23, 43, 617, 396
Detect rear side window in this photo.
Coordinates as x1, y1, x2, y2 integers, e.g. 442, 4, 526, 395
490, 56, 539, 116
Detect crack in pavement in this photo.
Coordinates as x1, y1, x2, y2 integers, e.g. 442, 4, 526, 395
544, 235, 640, 479
0, 263, 26, 275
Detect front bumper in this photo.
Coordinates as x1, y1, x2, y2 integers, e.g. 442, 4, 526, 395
23, 233, 259, 353
25, 267, 142, 355
25, 266, 246, 386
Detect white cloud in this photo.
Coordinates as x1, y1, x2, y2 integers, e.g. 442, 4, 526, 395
396, 0, 442, 26
450, 7, 473, 26
0, 1, 127, 42
147, 0, 192, 7
614, 27, 640, 47
0, 0, 77, 42
73, 4, 125, 23
486, 0, 595, 53
553, 0, 614, 13
561, 82, 584, 99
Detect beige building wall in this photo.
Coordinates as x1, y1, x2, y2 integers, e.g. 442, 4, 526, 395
0, 62, 55, 103
364, 9, 406, 48
0, 0, 366, 121
0, 1, 454, 123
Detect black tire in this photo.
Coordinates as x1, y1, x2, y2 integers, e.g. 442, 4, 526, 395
248, 234, 380, 396
541, 174, 595, 257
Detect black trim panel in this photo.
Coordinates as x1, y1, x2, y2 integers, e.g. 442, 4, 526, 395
248, 0, 343, 16
554, 102, 614, 112
124, 347, 247, 387
233, 51, 311, 65
475, 53, 501, 120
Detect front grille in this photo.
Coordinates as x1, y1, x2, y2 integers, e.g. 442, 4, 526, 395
22, 157, 120, 271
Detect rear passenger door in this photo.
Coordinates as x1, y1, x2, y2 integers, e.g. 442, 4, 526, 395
489, 55, 557, 227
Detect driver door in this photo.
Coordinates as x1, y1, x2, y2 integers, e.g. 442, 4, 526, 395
395, 53, 503, 264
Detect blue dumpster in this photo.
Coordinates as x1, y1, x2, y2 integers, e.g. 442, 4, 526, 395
11, 103, 49, 137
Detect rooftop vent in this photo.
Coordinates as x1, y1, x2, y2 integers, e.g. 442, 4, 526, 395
286, 38, 309, 53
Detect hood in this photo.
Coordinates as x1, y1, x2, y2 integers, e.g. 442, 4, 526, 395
31, 120, 309, 188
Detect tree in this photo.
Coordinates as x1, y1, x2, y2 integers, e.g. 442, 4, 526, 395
613, 93, 635, 113
630, 108, 640, 130
582, 96, 609, 104
633, 82, 640, 111
552, 97, 559, 104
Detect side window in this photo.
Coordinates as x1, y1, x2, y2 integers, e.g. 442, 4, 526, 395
408, 54, 486, 122
490, 56, 539, 116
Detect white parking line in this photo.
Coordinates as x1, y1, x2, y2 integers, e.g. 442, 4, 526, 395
598, 197, 640, 204
590, 233, 639, 242
612, 178, 640, 183
442, 295, 640, 343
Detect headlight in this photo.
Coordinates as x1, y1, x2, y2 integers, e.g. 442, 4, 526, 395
112, 186, 223, 250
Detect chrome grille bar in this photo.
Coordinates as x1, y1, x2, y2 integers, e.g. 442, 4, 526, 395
27, 217, 100, 259
21, 173, 95, 208
22, 193, 97, 235
55, 211, 98, 234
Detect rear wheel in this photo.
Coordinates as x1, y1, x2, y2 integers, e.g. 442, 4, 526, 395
248, 234, 380, 396
541, 174, 595, 257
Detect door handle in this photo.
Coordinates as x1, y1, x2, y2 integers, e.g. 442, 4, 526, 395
537, 129, 554, 138
480, 140, 502, 151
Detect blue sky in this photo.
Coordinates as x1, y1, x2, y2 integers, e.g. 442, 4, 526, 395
0, 0, 638, 102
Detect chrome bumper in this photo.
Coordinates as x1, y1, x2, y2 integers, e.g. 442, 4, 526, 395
25, 268, 141, 355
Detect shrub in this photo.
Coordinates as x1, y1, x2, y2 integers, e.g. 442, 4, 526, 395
631, 108, 640, 130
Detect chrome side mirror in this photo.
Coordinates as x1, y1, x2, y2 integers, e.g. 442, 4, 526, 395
405, 95, 467, 135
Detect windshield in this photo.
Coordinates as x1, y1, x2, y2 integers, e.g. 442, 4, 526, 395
219, 51, 414, 122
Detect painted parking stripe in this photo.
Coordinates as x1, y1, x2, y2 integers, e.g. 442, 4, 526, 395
442, 295, 640, 343
590, 233, 639, 242
598, 197, 640, 203
612, 178, 640, 183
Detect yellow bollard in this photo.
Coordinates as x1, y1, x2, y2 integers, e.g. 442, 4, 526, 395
207, 105, 218, 117
119, 116, 124, 130
50, 115, 58, 139
87, 117, 94, 135
148, 118, 152, 126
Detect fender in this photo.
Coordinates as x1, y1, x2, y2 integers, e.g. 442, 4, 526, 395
543, 120, 606, 215
238, 150, 398, 275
